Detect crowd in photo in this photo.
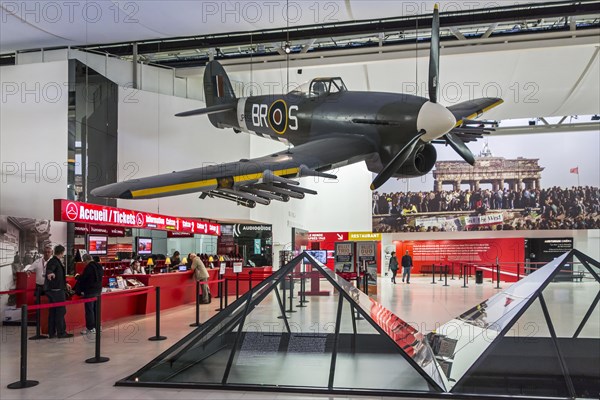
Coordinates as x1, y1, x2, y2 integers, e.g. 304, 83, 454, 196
372, 186, 600, 231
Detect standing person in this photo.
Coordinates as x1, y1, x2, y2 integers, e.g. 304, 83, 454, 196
76, 254, 104, 335
401, 250, 413, 284
24, 244, 53, 295
389, 252, 399, 284
45, 245, 73, 338
190, 253, 210, 304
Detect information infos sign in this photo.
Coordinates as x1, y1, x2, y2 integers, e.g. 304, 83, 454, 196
54, 199, 220, 236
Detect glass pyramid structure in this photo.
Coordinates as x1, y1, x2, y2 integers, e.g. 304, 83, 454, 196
116, 250, 599, 398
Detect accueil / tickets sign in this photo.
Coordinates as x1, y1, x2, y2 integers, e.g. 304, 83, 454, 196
53, 199, 220, 236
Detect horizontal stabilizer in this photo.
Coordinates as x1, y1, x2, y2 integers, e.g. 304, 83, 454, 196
175, 103, 235, 117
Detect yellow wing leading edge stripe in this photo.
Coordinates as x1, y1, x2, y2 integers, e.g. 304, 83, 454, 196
453, 99, 504, 128
131, 168, 301, 198
131, 179, 219, 198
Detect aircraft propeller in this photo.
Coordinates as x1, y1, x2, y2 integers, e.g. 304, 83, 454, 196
371, 4, 476, 190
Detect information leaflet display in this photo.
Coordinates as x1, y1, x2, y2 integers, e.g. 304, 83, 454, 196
334, 242, 355, 273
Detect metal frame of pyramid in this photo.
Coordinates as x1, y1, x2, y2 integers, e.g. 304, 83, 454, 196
115, 250, 599, 398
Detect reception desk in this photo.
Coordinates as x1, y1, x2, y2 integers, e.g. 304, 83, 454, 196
15, 267, 272, 331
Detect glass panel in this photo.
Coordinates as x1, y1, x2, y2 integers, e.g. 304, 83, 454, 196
431, 252, 570, 391
333, 300, 431, 392
226, 277, 339, 388
130, 263, 288, 384
308, 258, 447, 390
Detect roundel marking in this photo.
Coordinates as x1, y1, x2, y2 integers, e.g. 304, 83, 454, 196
268, 99, 288, 135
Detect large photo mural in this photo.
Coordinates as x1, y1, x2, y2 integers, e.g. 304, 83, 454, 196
372, 129, 600, 233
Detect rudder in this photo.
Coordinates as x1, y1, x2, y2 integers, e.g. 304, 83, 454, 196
204, 61, 236, 107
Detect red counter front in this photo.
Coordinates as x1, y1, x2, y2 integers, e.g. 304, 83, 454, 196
16, 267, 272, 332
131, 269, 219, 313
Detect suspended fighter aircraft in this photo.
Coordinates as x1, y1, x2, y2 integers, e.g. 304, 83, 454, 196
92, 5, 503, 208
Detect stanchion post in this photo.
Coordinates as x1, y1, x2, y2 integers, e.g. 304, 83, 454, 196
86, 296, 109, 363
190, 281, 201, 327
297, 270, 306, 308
496, 263, 502, 289
148, 287, 167, 341
277, 275, 288, 319
29, 287, 47, 340
224, 279, 229, 308
438, 265, 443, 281
235, 273, 240, 300
462, 265, 468, 288
216, 279, 224, 311
443, 265, 449, 287
300, 270, 309, 304
431, 264, 437, 284
517, 263, 521, 281
364, 273, 369, 296
286, 274, 297, 314
7, 305, 39, 389
451, 262, 455, 280
248, 270, 253, 291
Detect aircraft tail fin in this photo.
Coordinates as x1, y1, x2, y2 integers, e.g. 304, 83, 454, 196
201, 60, 237, 128
204, 60, 237, 107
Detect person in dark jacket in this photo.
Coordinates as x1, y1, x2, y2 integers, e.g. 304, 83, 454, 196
389, 252, 399, 284
401, 250, 413, 284
76, 254, 104, 334
44, 245, 73, 338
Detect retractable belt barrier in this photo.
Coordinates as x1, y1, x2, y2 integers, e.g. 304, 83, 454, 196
6, 287, 151, 390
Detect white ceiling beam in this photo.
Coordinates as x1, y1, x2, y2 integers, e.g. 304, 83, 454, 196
481, 23, 498, 39
300, 39, 316, 54
450, 27, 467, 41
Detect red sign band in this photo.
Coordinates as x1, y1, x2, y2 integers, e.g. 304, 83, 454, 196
55, 199, 220, 236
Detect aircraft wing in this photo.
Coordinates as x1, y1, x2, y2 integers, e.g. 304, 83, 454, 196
443, 98, 504, 143
91, 135, 377, 207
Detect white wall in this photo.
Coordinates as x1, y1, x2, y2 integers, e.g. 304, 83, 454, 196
0, 61, 69, 219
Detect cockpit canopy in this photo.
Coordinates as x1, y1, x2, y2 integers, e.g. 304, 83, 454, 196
289, 77, 347, 98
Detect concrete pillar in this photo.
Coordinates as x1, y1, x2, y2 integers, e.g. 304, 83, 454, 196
492, 181, 499, 191
434, 180, 442, 192
535, 179, 541, 190
499, 179, 505, 190
517, 179, 523, 190
453, 180, 461, 191
474, 180, 480, 191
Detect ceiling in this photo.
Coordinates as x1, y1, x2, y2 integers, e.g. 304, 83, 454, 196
0, 0, 572, 54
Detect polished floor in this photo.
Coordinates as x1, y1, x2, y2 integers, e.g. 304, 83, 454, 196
0, 274, 597, 400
